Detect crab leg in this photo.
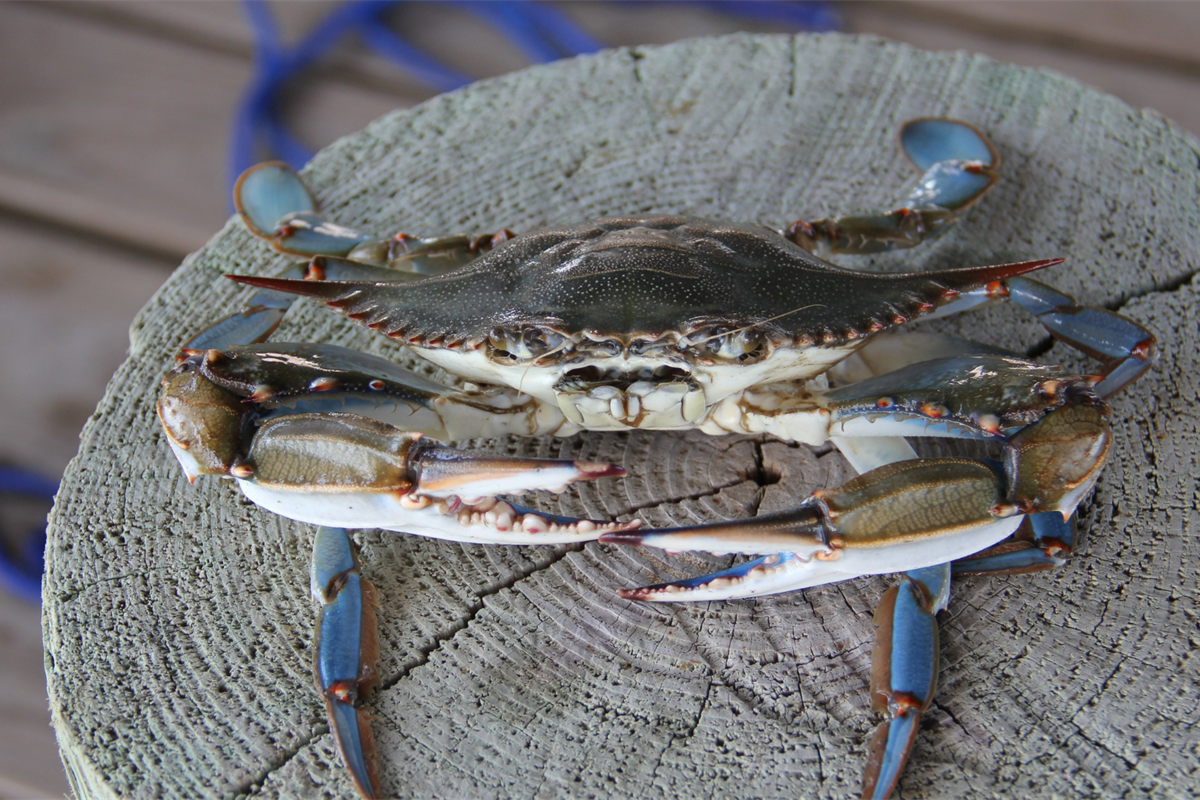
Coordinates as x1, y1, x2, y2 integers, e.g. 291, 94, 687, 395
167, 342, 567, 441
785, 119, 999, 255
951, 511, 1075, 575
1003, 275, 1156, 397
235, 161, 514, 275
862, 562, 950, 800
867, 267, 1157, 400
311, 526, 381, 799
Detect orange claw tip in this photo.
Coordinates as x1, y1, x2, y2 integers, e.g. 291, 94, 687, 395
1132, 337, 1157, 359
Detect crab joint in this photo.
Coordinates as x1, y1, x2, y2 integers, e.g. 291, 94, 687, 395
1004, 399, 1111, 518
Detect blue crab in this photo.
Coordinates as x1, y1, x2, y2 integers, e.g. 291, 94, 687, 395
157, 119, 1154, 798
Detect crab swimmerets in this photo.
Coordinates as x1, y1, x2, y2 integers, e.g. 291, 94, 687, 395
157, 119, 1155, 799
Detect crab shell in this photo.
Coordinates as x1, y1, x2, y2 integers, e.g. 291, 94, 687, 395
240, 215, 1053, 431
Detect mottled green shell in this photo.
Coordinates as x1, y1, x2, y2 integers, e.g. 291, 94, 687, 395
252, 215, 1051, 348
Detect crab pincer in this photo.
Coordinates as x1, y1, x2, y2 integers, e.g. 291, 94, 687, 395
601, 458, 1025, 600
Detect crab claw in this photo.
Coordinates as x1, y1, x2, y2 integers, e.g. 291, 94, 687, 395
603, 459, 1024, 601
231, 412, 631, 544
410, 445, 624, 499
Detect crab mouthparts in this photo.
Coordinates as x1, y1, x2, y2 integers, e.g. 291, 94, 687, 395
553, 364, 707, 428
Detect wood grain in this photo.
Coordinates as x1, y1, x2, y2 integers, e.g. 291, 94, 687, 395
43, 33, 1199, 799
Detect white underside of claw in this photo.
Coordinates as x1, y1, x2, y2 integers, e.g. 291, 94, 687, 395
415, 462, 599, 499
830, 414, 986, 440
632, 516, 1022, 601
236, 480, 628, 544
164, 437, 203, 484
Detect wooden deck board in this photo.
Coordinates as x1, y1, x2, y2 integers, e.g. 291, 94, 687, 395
903, 0, 1200, 70
0, 3, 413, 259
846, 3, 1200, 136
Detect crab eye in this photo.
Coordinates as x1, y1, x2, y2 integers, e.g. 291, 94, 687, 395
488, 328, 568, 361
717, 330, 765, 361
685, 327, 767, 363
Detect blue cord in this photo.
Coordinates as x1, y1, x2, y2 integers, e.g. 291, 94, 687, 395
230, 0, 839, 196
699, 1, 841, 31
0, 467, 57, 604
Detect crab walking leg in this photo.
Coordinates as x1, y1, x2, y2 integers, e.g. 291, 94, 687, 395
180, 263, 308, 352
871, 272, 1157, 399
311, 526, 381, 799
951, 511, 1075, 575
1003, 276, 1157, 397
235, 161, 515, 275
785, 119, 1000, 256
862, 562, 950, 800
842, 341, 1088, 576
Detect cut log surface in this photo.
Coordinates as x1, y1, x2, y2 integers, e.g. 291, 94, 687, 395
44, 34, 1199, 799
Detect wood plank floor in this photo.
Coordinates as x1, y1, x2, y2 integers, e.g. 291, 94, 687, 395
3, 2, 1196, 796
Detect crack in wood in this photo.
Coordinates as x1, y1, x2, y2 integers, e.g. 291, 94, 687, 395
243, 544, 587, 795
375, 544, 585, 694
610, 475, 754, 517
53, 565, 174, 603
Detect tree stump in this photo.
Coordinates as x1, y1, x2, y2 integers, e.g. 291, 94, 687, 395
44, 34, 1199, 799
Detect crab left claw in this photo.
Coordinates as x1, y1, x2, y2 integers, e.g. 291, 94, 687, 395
160, 358, 632, 795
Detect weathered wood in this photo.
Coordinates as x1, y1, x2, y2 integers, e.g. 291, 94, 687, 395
44, 34, 1199, 799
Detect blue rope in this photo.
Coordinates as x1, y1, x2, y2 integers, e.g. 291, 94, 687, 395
699, 1, 841, 31
0, 467, 57, 604
230, 0, 839, 195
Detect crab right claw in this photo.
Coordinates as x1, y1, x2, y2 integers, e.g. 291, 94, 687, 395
605, 397, 1112, 798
